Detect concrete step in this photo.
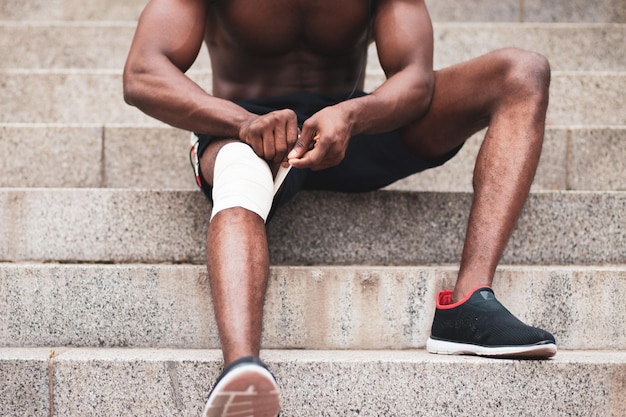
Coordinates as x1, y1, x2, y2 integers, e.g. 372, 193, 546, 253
426, 0, 626, 23
1, 263, 623, 350
0, 70, 624, 126
1, 0, 624, 22
2, 22, 625, 71
0, 0, 146, 21
390, 126, 626, 193
1, 188, 624, 264
430, 23, 626, 71
2, 124, 625, 191
1, 347, 624, 416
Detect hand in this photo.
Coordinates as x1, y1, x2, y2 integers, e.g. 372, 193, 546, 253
287, 106, 352, 170
238, 109, 299, 164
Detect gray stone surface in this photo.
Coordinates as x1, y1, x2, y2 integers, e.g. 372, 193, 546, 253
269, 191, 626, 265
0, 188, 208, 263
104, 126, 197, 189
429, 23, 626, 71
6, 23, 625, 71
0, 70, 173, 125
3, 125, 622, 191
545, 72, 626, 126
50, 348, 216, 417
505, 191, 626, 264
270, 350, 626, 417
0, 124, 103, 188
426, 0, 520, 22
0, 264, 624, 350
0, 0, 624, 415
0, 264, 217, 349
0, 348, 50, 417
1, 189, 624, 264
2, 348, 623, 417
0, 0, 147, 20
568, 127, 626, 190
2, 0, 624, 23
0, 22, 138, 70
427, 0, 626, 22
524, 0, 626, 23
1, 71, 623, 126
386, 127, 569, 192
389, 126, 626, 192
380, 71, 626, 126
442, 266, 626, 350
0, 70, 626, 125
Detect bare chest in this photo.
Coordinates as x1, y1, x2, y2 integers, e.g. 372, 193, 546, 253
207, 0, 371, 56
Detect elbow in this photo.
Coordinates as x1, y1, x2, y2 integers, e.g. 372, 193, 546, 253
415, 71, 435, 117
425, 71, 435, 102
122, 61, 149, 107
122, 69, 140, 107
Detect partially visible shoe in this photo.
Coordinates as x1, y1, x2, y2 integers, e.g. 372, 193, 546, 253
427, 286, 557, 358
202, 356, 280, 417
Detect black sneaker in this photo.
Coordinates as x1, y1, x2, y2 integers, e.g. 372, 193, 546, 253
427, 286, 557, 358
202, 356, 280, 417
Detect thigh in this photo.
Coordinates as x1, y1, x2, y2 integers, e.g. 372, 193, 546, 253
401, 49, 521, 159
302, 129, 462, 193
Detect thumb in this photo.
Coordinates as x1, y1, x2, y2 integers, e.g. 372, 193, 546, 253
288, 125, 316, 159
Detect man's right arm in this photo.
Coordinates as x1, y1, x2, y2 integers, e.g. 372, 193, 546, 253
123, 0, 251, 136
123, 0, 298, 163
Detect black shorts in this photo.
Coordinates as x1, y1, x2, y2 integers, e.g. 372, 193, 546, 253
193, 91, 461, 218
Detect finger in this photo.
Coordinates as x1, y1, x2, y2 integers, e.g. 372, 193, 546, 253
286, 112, 299, 154
288, 123, 316, 159
246, 131, 264, 158
262, 128, 276, 161
272, 124, 286, 163
273, 110, 297, 163
287, 146, 316, 168
288, 133, 324, 168
282, 125, 300, 167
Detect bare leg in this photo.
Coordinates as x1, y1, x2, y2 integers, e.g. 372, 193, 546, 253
207, 208, 269, 365
200, 140, 270, 366
402, 48, 551, 302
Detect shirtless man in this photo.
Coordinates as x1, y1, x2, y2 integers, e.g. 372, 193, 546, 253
123, 0, 556, 415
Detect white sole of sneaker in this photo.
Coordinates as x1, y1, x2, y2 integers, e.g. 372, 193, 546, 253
202, 363, 280, 417
426, 337, 557, 358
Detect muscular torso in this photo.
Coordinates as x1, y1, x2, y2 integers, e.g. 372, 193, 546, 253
205, 0, 372, 100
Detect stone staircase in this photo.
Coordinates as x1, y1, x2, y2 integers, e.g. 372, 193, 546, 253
1, 0, 625, 415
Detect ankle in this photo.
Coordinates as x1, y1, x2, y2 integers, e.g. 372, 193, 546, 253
451, 284, 491, 304
452, 275, 493, 303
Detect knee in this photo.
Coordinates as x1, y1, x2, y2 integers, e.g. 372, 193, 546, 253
493, 48, 551, 110
211, 142, 274, 223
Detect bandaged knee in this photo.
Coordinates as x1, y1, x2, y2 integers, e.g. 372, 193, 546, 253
210, 142, 274, 222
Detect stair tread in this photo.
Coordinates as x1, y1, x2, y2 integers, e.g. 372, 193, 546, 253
2, 0, 624, 22
1, 72, 624, 125
2, 125, 625, 191
1, 1, 624, 415
2, 347, 624, 417
2, 23, 625, 71
2, 188, 624, 265
1, 263, 624, 350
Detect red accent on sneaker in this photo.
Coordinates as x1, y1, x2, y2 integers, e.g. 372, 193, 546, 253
435, 286, 492, 310
436, 290, 454, 307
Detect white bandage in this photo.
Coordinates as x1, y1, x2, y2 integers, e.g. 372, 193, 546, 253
210, 142, 274, 222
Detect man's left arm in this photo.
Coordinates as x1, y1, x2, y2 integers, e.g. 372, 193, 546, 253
289, 0, 434, 169
346, 0, 434, 135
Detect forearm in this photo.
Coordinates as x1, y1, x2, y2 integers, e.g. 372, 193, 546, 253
123, 59, 253, 137
339, 69, 434, 137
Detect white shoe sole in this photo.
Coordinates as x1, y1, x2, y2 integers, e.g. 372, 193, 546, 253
427, 337, 557, 358
202, 363, 280, 417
